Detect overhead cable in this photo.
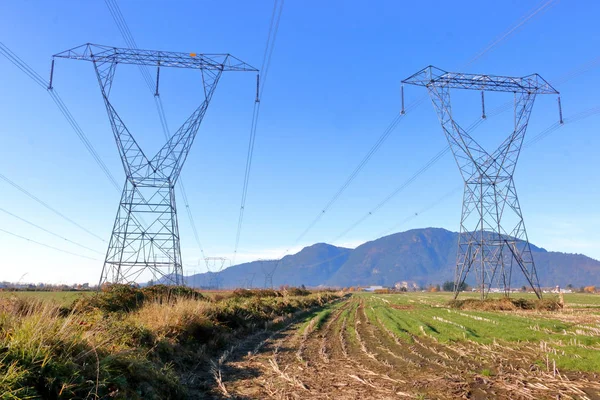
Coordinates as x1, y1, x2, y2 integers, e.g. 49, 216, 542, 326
0, 207, 104, 255
0, 42, 120, 191
232, 0, 284, 264
0, 172, 106, 242
0, 228, 101, 261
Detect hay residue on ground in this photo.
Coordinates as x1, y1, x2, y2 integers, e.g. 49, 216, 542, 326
448, 297, 562, 311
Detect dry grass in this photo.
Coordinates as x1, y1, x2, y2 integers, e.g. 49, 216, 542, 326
130, 298, 213, 337
0, 286, 341, 399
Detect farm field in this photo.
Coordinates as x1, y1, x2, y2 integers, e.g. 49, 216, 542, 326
0, 290, 90, 305
217, 292, 600, 399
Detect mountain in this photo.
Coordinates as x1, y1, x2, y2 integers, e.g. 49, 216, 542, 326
187, 228, 600, 288
188, 243, 351, 289
326, 228, 457, 287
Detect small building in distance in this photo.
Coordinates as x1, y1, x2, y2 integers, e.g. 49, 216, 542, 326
395, 281, 419, 291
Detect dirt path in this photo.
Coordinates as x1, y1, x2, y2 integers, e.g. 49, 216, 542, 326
214, 297, 600, 399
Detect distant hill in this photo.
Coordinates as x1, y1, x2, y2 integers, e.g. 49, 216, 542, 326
187, 228, 600, 289
188, 242, 351, 289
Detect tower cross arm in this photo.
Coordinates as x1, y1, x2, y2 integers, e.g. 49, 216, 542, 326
53, 43, 258, 72
402, 66, 558, 94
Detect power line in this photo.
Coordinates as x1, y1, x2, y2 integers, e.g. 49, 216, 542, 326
0, 42, 120, 191
288, 99, 425, 253
286, 186, 466, 273
0, 172, 106, 242
376, 186, 463, 239
329, 146, 452, 244
554, 56, 600, 85
104, 0, 170, 124
232, 0, 285, 264
525, 106, 600, 148
0, 207, 104, 255
463, 0, 558, 67
179, 181, 206, 260
0, 228, 101, 261
258, 0, 285, 94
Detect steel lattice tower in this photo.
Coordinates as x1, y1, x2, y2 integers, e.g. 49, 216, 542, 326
204, 257, 230, 289
51, 44, 257, 286
259, 259, 279, 289
403, 66, 561, 299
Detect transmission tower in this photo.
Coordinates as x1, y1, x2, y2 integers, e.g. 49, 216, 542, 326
204, 257, 230, 289
403, 66, 562, 299
259, 259, 279, 289
188, 268, 199, 288
51, 44, 257, 287
244, 272, 256, 289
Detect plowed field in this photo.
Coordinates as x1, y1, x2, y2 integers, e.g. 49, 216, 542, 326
211, 293, 600, 399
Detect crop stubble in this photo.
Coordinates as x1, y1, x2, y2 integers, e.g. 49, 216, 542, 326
217, 294, 600, 399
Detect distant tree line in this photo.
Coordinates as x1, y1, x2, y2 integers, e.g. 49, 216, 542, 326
442, 281, 469, 292
0, 282, 96, 291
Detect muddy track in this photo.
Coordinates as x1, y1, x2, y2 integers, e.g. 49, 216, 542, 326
218, 296, 600, 399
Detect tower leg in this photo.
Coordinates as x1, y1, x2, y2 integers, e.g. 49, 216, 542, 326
100, 179, 183, 286
451, 161, 541, 299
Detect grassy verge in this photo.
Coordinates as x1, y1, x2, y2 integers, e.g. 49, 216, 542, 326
0, 290, 90, 306
0, 285, 341, 399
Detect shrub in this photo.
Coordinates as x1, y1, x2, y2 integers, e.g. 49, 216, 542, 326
75, 284, 206, 313
285, 287, 310, 296
89, 284, 145, 312
584, 286, 597, 294
141, 284, 205, 302
442, 281, 468, 292
229, 288, 282, 299
231, 288, 255, 298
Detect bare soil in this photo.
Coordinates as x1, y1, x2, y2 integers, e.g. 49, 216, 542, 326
211, 297, 600, 399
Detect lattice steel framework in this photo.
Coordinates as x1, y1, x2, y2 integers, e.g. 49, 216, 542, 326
51, 44, 257, 287
403, 66, 561, 299
204, 257, 230, 289
259, 259, 279, 289
244, 273, 256, 289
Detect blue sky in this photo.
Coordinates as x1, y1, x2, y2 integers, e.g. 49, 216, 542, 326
1, 0, 599, 284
